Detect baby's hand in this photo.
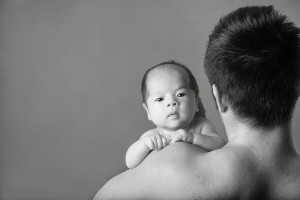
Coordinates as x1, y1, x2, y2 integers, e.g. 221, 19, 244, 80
170, 129, 194, 144
142, 134, 168, 150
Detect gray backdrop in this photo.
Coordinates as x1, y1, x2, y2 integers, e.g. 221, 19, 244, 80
1, 1, 300, 200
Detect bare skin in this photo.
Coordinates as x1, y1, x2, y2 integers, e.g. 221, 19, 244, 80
95, 138, 300, 200
94, 85, 300, 200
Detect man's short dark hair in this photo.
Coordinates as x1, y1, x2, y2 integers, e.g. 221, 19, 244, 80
204, 5, 300, 128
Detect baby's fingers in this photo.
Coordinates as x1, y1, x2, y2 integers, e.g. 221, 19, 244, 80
155, 135, 163, 149
157, 136, 168, 149
144, 140, 155, 150
170, 134, 184, 144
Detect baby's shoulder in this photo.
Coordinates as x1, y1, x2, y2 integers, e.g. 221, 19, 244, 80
195, 117, 211, 125
189, 117, 211, 132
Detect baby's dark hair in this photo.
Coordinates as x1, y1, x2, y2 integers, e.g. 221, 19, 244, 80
141, 60, 205, 117
204, 5, 300, 128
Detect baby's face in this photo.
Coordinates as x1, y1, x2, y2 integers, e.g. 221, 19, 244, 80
143, 65, 198, 131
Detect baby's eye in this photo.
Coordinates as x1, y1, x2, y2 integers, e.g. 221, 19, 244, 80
177, 93, 186, 97
155, 98, 163, 102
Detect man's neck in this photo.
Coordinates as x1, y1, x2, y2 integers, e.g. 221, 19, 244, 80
224, 116, 297, 159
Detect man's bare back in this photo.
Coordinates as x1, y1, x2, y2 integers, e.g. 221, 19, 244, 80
96, 136, 300, 200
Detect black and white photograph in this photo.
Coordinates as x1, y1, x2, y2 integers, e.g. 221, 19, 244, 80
1, 1, 300, 199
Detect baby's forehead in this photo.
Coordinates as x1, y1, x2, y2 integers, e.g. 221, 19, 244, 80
147, 64, 189, 80
143, 64, 195, 100
145, 64, 192, 94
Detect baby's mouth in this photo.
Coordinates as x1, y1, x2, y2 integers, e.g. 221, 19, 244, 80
168, 112, 178, 118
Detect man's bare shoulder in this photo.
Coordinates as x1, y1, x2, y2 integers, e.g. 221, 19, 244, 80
95, 142, 253, 199
94, 143, 206, 199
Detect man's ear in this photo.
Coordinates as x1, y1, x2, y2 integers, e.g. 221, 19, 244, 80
142, 103, 152, 120
212, 84, 228, 113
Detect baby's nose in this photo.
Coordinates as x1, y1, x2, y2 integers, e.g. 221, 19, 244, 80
167, 101, 177, 107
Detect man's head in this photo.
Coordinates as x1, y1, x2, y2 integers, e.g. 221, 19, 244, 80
204, 5, 300, 128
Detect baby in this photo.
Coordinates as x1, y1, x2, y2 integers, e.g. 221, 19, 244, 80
126, 61, 225, 168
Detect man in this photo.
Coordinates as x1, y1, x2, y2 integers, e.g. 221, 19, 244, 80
94, 5, 300, 199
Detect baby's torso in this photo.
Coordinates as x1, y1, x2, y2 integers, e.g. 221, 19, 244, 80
188, 117, 207, 133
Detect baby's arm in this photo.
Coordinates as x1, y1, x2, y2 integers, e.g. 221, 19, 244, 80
125, 128, 168, 169
191, 119, 225, 151
170, 119, 225, 151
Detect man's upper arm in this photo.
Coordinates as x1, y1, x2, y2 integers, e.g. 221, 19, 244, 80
93, 168, 149, 199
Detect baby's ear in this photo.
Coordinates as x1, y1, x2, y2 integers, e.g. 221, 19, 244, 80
196, 96, 206, 117
142, 103, 152, 120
